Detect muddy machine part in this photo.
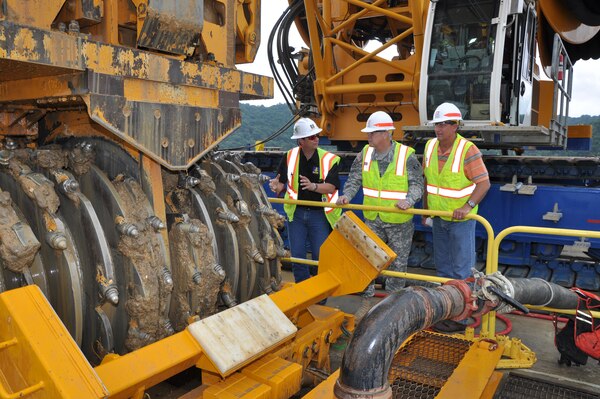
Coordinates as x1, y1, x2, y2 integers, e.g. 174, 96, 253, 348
0, 0, 279, 367
0, 211, 389, 398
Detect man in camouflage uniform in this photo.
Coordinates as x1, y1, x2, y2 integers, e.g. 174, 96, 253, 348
337, 112, 423, 317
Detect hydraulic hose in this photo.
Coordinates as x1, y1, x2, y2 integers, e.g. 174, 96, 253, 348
509, 278, 579, 309
334, 285, 466, 398
335, 277, 579, 398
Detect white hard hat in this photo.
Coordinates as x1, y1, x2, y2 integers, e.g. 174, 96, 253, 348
431, 102, 462, 123
361, 111, 395, 133
290, 118, 322, 139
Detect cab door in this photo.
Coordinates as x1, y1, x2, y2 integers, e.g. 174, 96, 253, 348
510, 3, 536, 126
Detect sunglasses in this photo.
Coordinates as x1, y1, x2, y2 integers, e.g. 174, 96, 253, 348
434, 121, 457, 127
367, 130, 389, 135
303, 135, 319, 141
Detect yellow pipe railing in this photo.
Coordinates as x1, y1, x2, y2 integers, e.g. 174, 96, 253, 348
527, 305, 600, 319
269, 197, 497, 336
383, 270, 451, 285
280, 257, 451, 285
280, 257, 596, 330
270, 198, 600, 336
488, 225, 600, 332
269, 197, 495, 272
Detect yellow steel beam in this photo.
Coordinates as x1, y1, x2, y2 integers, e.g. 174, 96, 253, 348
3, 0, 65, 29
437, 339, 504, 399
304, 0, 327, 81
123, 79, 218, 107
344, 0, 414, 25
0, 24, 272, 99
95, 333, 204, 399
0, 286, 108, 398
302, 370, 340, 399
327, 32, 415, 82
320, 80, 412, 95
272, 211, 392, 315
409, 0, 426, 96
330, 0, 388, 36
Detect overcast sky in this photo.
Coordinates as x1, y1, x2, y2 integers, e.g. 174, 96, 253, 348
239, 2, 600, 117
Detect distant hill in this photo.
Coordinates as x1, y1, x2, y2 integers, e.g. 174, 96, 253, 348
219, 103, 295, 151
219, 104, 600, 155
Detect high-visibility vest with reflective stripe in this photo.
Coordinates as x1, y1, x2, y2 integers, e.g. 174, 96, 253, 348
423, 134, 477, 221
284, 147, 342, 228
362, 142, 414, 223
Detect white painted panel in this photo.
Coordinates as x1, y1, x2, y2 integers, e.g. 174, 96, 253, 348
188, 295, 297, 375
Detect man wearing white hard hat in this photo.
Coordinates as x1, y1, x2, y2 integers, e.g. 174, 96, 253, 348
422, 102, 490, 332
269, 118, 341, 284
337, 111, 423, 320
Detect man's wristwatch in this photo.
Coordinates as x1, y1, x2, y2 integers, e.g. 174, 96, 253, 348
467, 199, 476, 208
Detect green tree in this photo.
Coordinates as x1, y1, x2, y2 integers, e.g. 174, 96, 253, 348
219, 104, 296, 151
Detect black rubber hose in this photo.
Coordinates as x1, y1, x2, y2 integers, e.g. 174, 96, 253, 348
571, 0, 600, 27
509, 278, 579, 309
335, 278, 580, 398
334, 285, 465, 398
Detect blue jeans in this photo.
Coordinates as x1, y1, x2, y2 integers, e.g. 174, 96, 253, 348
432, 218, 476, 280
287, 206, 331, 283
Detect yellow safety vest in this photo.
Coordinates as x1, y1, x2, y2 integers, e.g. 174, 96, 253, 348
362, 142, 414, 224
423, 134, 477, 221
284, 147, 342, 228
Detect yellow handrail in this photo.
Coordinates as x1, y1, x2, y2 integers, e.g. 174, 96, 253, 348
270, 198, 600, 335
488, 225, 600, 332
269, 197, 497, 336
269, 197, 495, 272
280, 257, 451, 285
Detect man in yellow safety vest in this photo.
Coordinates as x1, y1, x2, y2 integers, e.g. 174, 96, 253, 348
423, 102, 491, 332
269, 118, 342, 284
337, 111, 423, 320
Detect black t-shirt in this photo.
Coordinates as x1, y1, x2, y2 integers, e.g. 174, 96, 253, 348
277, 149, 341, 202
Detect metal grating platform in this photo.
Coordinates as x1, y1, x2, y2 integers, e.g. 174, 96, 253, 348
494, 373, 600, 399
388, 331, 473, 399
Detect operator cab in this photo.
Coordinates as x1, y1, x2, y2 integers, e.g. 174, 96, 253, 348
414, 0, 571, 149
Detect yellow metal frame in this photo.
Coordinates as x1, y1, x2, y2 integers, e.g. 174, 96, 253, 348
270, 197, 600, 370
436, 337, 504, 399
0, 286, 108, 398
0, 210, 390, 398
299, 0, 427, 138
269, 197, 499, 335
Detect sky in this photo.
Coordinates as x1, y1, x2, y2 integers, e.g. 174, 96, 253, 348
239, 2, 600, 117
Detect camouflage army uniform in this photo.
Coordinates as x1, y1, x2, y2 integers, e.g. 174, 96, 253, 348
343, 146, 424, 296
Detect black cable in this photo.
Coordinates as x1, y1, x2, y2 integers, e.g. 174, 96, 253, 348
268, 9, 294, 107
277, 2, 302, 91
268, 3, 297, 111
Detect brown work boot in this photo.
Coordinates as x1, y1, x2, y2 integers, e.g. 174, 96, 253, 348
354, 296, 379, 323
